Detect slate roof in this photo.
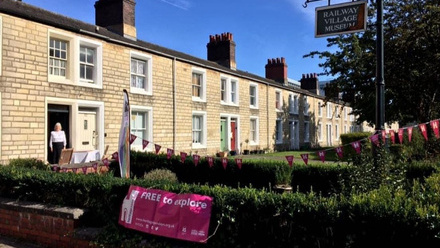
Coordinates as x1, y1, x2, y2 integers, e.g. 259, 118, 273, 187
0, 0, 323, 97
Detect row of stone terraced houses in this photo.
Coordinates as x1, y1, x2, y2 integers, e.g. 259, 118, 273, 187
0, 0, 362, 164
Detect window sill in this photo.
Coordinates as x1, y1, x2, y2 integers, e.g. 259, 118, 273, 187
192, 97, 206, 103
130, 88, 152, 96
249, 141, 259, 146
192, 143, 206, 149
78, 81, 103, 89
250, 106, 259, 110
221, 102, 239, 107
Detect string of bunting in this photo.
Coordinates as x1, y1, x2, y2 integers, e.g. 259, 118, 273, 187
53, 118, 439, 173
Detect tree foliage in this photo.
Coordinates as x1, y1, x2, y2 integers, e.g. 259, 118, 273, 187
305, 0, 440, 125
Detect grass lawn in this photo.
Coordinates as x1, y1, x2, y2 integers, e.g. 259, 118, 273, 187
235, 149, 340, 163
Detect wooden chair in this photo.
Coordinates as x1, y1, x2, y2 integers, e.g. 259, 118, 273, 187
58, 148, 74, 165
101, 145, 109, 160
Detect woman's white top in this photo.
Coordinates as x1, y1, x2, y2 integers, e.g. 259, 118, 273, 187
50, 131, 66, 148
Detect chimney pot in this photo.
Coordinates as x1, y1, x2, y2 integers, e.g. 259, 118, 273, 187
265, 57, 288, 84
95, 0, 137, 39
207, 32, 236, 70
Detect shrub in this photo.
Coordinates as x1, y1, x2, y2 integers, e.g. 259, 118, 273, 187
340, 132, 372, 161
8, 158, 49, 171
143, 169, 178, 183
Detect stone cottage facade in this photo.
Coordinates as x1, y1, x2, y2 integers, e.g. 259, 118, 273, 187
0, 0, 359, 164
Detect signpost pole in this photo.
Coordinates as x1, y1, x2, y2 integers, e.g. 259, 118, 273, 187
375, 0, 385, 133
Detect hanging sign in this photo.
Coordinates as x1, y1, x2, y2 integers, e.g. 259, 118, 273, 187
315, 1, 368, 38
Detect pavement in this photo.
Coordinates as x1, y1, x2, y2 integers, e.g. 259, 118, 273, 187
0, 235, 43, 248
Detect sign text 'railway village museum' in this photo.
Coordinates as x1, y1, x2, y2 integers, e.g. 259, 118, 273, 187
315, 1, 367, 37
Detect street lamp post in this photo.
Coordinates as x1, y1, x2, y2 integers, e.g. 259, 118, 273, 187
375, 0, 385, 133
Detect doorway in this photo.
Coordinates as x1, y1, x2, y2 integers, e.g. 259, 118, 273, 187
47, 104, 70, 164
290, 120, 299, 150
78, 109, 98, 151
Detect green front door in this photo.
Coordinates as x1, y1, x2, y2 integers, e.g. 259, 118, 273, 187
220, 119, 227, 151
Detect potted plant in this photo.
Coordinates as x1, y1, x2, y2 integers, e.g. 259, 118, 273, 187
243, 139, 250, 155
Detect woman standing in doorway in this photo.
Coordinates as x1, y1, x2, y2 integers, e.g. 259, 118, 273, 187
50, 122, 66, 164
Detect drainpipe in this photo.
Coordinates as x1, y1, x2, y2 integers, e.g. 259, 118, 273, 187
173, 57, 177, 150
266, 82, 270, 149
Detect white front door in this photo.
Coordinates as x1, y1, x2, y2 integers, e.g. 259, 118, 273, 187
290, 121, 299, 150
78, 111, 97, 151
326, 124, 332, 146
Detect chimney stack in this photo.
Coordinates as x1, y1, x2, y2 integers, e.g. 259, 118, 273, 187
95, 0, 137, 40
207, 32, 236, 70
300, 73, 319, 95
265, 57, 288, 85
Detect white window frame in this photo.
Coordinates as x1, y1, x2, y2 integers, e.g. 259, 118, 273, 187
130, 105, 153, 151
303, 96, 309, 116
318, 101, 322, 117
293, 94, 299, 114
335, 105, 340, 119
249, 83, 259, 109
326, 102, 332, 119
317, 122, 323, 141
335, 124, 339, 140
130, 51, 153, 95
275, 90, 282, 111
192, 111, 207, 148
276, 119, 283, 144
249, 116, 259, 145
78, 38, 102, 89
304, 121, 310, 142
192, 67, 206, 102
48, 30, 75, 84
220, 75, 239, 106
344, 107, 348, 120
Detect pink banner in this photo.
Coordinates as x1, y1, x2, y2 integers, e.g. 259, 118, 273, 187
389, 130, 395, 144
119, 186, 212, 243
221, 158, 228, 170
82, 167, 87, 174
207, 157, 214, 168
92, 163, 98, 172
72, 168, 78, 173
102, 158, 109, 167
408, 127, 413, 142
62, 168, 67, 173
381, 130, 386, 143
398, 128, 404, 144
285, 155, 294, 167
370, 134, 380, 147
112, 152, 119, 160
180, 152, 187, 163
142, 140, 149, 150
430, 120, 439, 139
300, 154, 308, 165
193, 154, 200, 166
235, 158, 242, 169
335, 146, 344, 159
351, 141, 362, 154
317, 151, 326, 163
419, 123, 428, 141
155, 144, 161, 154
129, 134, 137, 145
167, 148, 174, 160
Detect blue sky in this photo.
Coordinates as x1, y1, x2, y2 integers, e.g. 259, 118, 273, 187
26, 0, 349, 81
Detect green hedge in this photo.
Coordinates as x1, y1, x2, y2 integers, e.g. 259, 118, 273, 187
340, 132, 372, 161
116, 151, 292, 188
0, 166, 439, 247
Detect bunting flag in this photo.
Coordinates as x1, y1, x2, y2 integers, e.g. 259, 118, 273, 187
53, 166, 58, 172
419, 123, 428, 141
335, 146, 344, 159
62, 168, 67, 173
82, 167, 87, 174
317, 151, 326, 163
129, 134, 137, 145
235, 158, 242, 169
430, 120, 439, 139
142, 140, 149, 150
92, 162, 98, 172
300, 154, 309, 165
221, 158, 228, 170
193, 154, 200, 166
112, 152, 119, 160
207, 156, 214, 168
381, 130, 386, 143
285, 155, 294, 167
408, 127, 413, 142
103, 158, 109, 168
155, 144, 161, 154
398, 128, 404, 144
167, 148, 174, 160
370, 134, 380, 147
118, 89, 131, 179
389, 130, 396, 144
180, 152, 187, 163
351, 141, 362, 154
72, 168, 78, 173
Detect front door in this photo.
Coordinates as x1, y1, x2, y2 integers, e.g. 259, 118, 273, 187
220, 119, 228, 152
47, 104, 70, 164
230, 120, 237, 151
78, 111, 97, 151
327, 124, 332, 146
290, 121, 299, 150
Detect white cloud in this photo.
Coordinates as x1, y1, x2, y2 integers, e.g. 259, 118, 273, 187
158, 0, 191, 10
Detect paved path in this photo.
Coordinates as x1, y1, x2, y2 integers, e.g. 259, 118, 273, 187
0, 235, 43, 248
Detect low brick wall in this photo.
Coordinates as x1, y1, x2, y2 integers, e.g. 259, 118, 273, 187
0, 197, 96, 248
